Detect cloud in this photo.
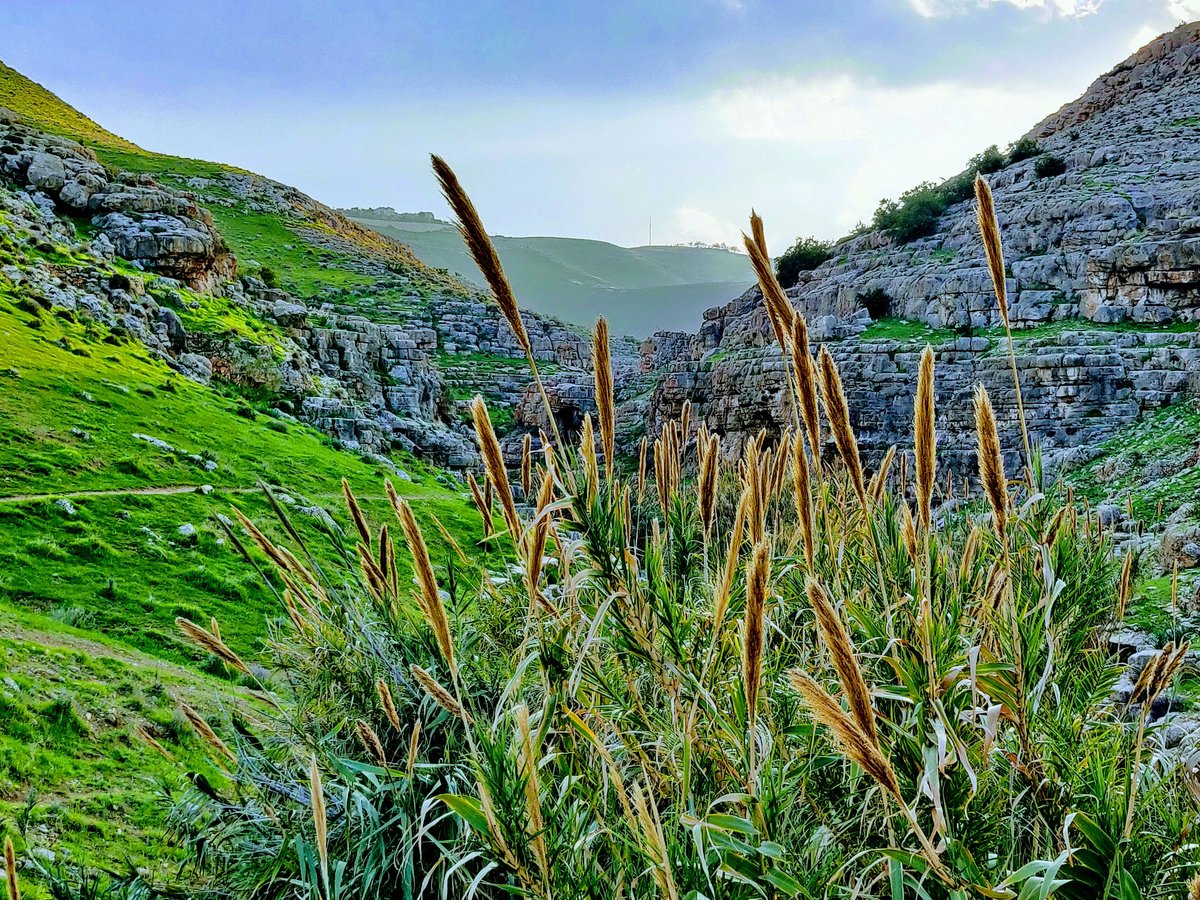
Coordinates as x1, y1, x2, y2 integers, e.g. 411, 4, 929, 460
908, 0, 1104, 18
671, 206, 740, 246
1166, 0, 1200, 18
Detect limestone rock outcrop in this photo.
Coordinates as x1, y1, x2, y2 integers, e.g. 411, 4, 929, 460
634, 22, 1200, 475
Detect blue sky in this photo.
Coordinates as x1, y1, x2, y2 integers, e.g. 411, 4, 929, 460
2, 0, 1196, 246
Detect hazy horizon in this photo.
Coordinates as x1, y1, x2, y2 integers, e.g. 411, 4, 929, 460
3, 0, 1196, 248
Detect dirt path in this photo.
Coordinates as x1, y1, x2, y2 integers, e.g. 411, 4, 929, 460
0, 484, 258, 504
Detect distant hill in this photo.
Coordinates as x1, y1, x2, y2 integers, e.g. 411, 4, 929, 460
342, 208, 753, 337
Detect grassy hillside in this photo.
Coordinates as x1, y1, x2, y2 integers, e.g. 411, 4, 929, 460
0, 61, 139, 151
346, 211, 752, 336
0, 64, 492, 872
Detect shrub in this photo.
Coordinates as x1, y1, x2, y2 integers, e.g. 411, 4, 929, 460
1035, 154, 1068, 178
873, 182, 946, 242
774, 236, 832, 287
970, 143, 1006, 174
1007, 136, 1041, 162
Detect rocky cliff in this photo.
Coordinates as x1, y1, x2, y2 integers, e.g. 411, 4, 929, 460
633, 21, 1200, 475
0, 102, 613, 471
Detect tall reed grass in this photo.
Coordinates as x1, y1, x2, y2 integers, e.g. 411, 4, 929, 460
160, 162, 1198, 900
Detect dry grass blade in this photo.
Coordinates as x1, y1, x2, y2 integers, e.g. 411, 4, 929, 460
176, 616, 251, 676
180, 702, 236, 764
432, 155, 530, 355
581, 413, 599, 501
914, 345, 936, 531
594, 316, 615, 476
807, 579, 877, 745
637, 435, 649, 503
377, 679, 402, 731
631, 781, 680, 900
393, 494, 456, 674
471, 395, 522, 541
410, 664, 471, 722
525, 471, 556, 607
869, 445, 896, 503
973, 385, 1007, 539
309, 755, 329, 895
342, 477, 371, 546
818, 347, 867, 507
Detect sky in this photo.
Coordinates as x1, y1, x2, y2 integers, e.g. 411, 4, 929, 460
2, 0, 1197, 248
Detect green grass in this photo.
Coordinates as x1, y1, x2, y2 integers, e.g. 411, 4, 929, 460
0, 603, 241, 877
860, 317, 957, 344
1068, 399, 1200, 525
0, 60, 139, 151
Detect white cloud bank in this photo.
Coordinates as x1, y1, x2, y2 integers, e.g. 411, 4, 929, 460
908, 0, 1103, 17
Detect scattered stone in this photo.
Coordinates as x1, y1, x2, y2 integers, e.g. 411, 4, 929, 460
54, 498, 76, 516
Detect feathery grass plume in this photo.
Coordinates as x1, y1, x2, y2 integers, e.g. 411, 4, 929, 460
356, 720, 387, 767
790, 315, 822, 459
791, 434, 815, 567
377, 523, 394, 593
309, 755, 329, 897
975, 174, 1033, 479
788, 669, 900, 800
516, 704, 550, 887
180, 702, 235, 764
4, 837, 17, 900
808, 579, 877, 745
914, 345, 936, 531
680, 400, 692, 451
471, 395, 522, 541
1190, 874, 1200, 900
1117, 549, 1134, 621
466, 471, 494, 538
788, 670, 952, 883
580, 413, 599, 502
593, 316, 615, 477
410, 664, 470, 722
407, 720, 421, 776
630, 781, 680, 900
432, 155, 562, 447
637, 436, 649, 503
393, 494, 455, 675
743, 542, 771, 764
714, 486, 749, 633
521, 433, 533, 497
176, 616, 251, 676
357, 543, 387, 602
432, 155, 529, 355
698, 432, 719, 540
233, 507, 292, 573
901, 503, 918, 563
1042, 505, 1068, 546
974, 174, 1008, 324
376, 679, 402, 731
818, 347, 867, 507
868, 444, 896, 503
342, 477, 371, 547
973, 385, 1008, 540
136, 724, 175, 760
743, 212, 794, 348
